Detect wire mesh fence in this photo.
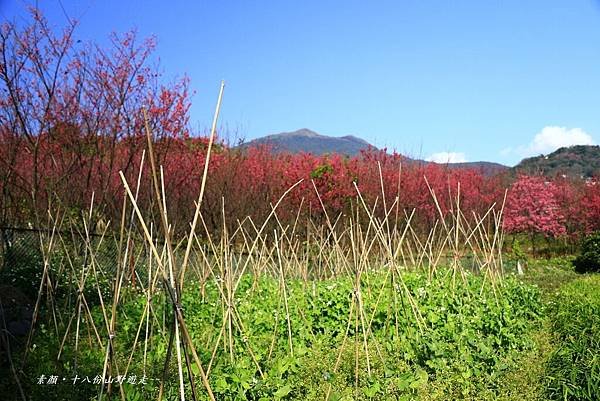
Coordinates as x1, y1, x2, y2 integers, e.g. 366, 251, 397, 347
0, 227, 119, 293
0, 227, 123, 344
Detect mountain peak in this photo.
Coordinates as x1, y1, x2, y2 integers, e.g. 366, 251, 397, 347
280, 128, 322, 138
240, 129, 375, 156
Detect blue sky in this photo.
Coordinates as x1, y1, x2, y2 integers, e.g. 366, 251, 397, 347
3, 0, 600, 166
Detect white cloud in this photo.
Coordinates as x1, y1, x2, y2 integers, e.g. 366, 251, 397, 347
426, 152, 467, 163
522, 126, 594, 156
500, 126, 595, 163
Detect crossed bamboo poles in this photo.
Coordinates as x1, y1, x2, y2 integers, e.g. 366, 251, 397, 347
18, 82, 508, 401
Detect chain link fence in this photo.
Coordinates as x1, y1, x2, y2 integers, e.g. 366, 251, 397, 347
0, 227, 123, 340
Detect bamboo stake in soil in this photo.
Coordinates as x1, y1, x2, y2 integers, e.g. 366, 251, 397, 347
180, 81, 225, 286
119, 172, 216, 401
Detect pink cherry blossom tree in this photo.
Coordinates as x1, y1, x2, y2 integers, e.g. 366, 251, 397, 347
503, 175, 566, 254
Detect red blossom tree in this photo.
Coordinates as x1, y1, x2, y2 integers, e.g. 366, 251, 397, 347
503, 175, 566, 252
580, 179, 600, 233
0, 8, 191, 227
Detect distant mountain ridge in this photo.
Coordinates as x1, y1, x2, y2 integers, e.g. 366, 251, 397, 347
239, 128, 510, 175
239, 128, 373, 156
444, 161, 510, 176
512, 145, 600, 178
239, 130, 600, 179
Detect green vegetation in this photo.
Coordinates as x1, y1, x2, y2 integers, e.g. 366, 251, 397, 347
2, 198, 599, 401
545, 275, 600, 400
3, 223, 600, 401
573, 232, 600, 273
513, 145, 600, 178
518, 256, 579, 296
22, 271, 544, 401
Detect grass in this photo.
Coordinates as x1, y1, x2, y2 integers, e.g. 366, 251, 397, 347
545, 274, 600, 400
517, 256, 580, 297
500, 256, 600, 401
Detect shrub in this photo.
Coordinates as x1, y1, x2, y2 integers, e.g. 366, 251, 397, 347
572, 232, 600, 273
